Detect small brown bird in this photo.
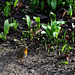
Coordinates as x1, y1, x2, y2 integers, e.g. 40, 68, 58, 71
17, 46, 28, 64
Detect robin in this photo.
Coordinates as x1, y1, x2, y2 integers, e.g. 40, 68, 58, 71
17, 46, 28, 64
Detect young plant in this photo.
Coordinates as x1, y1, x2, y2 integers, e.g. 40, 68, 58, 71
71, 31, 74, 43
60, 30, 68, 43
22, 15, 31, 28
10, 18, 18, 30
0, 19, 17, 41
33, 16, 40, 29
4, 1, 11, 17
61, 44, 73, 54
30, 0, 39, 7
22, 30, 30, 39
0, 19, 9, 41
30, 0, 39, 12
73, 1, 75, 10
65, 0, 74, 18
67, 5, 73, 18
23, 15, 41, 39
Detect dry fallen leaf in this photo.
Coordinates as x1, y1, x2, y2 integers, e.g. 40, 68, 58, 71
35, 29, 42, 34
65, 53, 70, 61
16, 0, 22, 8
65, 35, 71, 40
62, 11, 67, 18
13, 0, 22, 8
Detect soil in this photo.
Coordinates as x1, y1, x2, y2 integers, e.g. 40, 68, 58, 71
0, 33, 75, 75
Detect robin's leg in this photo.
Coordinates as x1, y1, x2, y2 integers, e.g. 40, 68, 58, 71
17, 59, 24, 64
21, 60, 25, 65
17, 59, 19, 62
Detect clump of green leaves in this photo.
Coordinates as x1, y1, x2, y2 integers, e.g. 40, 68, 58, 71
30, 0, 62, 11
30, 0, 39, 11
62, 0, 74, 17
10, 18, 19, 30
60, 30, 68, 43
23, 15, 40, 29
4, 0, 20, 17
61, 44, 73, 54
30, 0, 75, 17
41, 12, 66, 41
22, 15, 41, 39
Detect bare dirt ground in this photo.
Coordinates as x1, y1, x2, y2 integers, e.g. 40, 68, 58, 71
0, 38, 75, 75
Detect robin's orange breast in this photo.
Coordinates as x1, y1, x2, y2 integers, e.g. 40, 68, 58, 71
17, 46, 28, 60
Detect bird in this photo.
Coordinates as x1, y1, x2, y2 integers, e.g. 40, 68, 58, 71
17, 46, 28, 64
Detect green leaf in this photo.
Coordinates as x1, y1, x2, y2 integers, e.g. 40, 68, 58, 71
25, 15, 31, 28
61, 44, 67, 53
62, 2, 66, 6
41, 23, 51, 38
46, 27, 51, 38
33, 16, 40, 28
14, 23, 18, 30
3, 34, 6, 41
41, 24, 47, 29
51, 21, 66, 26
41, 31, 46, 34
22, 17, 25, 20
41, 0, 44, 11
9, 23, 16, 27
50, 12, 56, 20
4, 19, 9, 35
60, 61, 69, 64
68, 5, 72, 18
47, 22, 51, 30
6, 1, 10, 6
0, 32, 6, 41
51, 0, 57, 10
37, 0, 39, 6
9, 23, 18, 30
53, 32, 58, 38
58, 0, 62, 5
67, 46, 73, 53
33, 17, 40, 23
63, 30, 67, 39
47, 0, 51, 7
33, 0, 36, 5
69, 0, 73, 5
0, 32, 3, 38
68, 46, 73, 50
14, 0, 19, 8
46, 23, 51, 38
4, 5, 11, 17
55, 21, 66, 25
